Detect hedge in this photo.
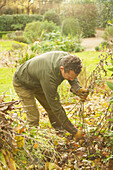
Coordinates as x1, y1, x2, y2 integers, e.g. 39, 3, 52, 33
0, 14, 43, 31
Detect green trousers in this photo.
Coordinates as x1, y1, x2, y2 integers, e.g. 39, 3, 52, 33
13, 81, 62, 129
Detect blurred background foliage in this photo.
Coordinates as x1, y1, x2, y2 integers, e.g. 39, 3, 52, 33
0, 0, 113, 32
0, 0, 113, 62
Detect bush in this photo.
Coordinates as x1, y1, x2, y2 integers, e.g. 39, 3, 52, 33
62, 4, 97, 37
95, 46, 100, 51
76, 4, 97, 37
11, 24, 24, 30
40, 20, 59, 33
103, 26, 113, 44
0, 14, 43, 31
96, 3, 113, 28
30, 35, 83, 54
42, 31, 61, 41
7, 31, 24, 42
18, 33, 83, 64
43, 10, 60, 25
24, 20, 59, 44
62, 18, 82, 36
100, 41, 110, 49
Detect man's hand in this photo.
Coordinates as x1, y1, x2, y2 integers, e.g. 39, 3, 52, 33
75, 88, 89, 101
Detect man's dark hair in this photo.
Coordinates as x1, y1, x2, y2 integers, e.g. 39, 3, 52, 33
60, 55, 82, 74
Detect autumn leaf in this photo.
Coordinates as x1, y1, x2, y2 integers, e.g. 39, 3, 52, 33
15, 136, 24, 148
33, 143, 38, 148
14, 125, 25, 134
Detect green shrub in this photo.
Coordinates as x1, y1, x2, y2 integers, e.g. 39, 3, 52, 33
43, 10, 60, 25
99, 41, 110, 51
96, 3, 113, 28
77, 4, 97, 37
0, 14, 43, 31
75, 47, 81, 52
24, 21, 41, 44
31, 35, 82, 54
24, 20, 59, 43
62, 17, 82, 36
18, 47, 36, 65
11, 23, 24, 30
7, 31, 24, 42
18, 33, 83, 64
103, 26, 113, 44
40, 20, 59, 33
95, 46, 100, 51
62, 4, 97, 37
42, 31, 61, 41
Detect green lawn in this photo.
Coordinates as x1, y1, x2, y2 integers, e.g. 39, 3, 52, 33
76, 51, 104, 72
0, 40, 27, 51
75, 51, 112, 79
0, 67, 16, 101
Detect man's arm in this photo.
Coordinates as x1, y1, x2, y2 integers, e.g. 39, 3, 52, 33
40, 76, 78, 135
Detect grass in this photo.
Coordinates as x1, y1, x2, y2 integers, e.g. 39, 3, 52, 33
0, 40, 27, 52
75, 51, 105, 73
75, 51, 112, 82
0, 67, 16, 101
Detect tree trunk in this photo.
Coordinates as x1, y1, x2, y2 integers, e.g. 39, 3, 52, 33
0, 0, 6, 10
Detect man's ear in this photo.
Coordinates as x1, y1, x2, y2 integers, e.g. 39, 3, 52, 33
60, 66, 64, 72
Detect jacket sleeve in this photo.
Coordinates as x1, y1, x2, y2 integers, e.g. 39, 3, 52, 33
40, 74, 77, 135
68, 78, 82, 94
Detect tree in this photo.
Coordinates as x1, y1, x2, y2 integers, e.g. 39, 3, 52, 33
14, 0, 34, 15
0, 0, 6, 10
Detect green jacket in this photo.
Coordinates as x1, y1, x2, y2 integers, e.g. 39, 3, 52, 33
13, 51, 81, 135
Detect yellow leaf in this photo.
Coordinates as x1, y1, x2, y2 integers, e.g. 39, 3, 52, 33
33, 143, 38, 148
95, 113, 100, 118
13, 148, 19, 154
54, 140, 58, 146
15, 136, 24, 148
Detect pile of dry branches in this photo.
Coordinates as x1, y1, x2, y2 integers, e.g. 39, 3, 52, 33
0, 100, 22, 150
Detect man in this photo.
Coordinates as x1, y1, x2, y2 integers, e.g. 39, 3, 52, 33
13, 51, 89, 140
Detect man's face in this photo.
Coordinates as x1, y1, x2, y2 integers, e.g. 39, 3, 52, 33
60, 66, 78, 81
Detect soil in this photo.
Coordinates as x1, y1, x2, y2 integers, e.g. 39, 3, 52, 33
81, 29, 104, 51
